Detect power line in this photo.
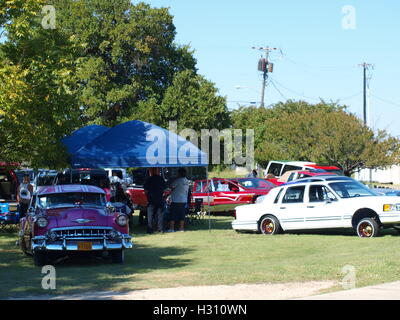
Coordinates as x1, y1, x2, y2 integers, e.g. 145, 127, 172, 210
371, 94, 400, 108
269, 78, 288, 101
270, 76, 363, 103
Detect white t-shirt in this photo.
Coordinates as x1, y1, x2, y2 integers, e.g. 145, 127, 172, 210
171, 177, 189, 203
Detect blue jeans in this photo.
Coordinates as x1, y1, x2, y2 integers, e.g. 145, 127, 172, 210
147, 203, 164, 231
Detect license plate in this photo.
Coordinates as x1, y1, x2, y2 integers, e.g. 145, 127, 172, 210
77, 242, 92, 251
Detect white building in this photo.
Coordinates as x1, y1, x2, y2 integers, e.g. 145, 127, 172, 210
355, 165, 400, 185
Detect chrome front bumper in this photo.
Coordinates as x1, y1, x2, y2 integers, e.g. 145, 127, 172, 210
32, 229, 133, 252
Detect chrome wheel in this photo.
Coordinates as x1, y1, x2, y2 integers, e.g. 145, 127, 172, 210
356, 218, 378, 238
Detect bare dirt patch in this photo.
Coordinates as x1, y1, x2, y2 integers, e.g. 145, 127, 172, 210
12, 281, 337, 300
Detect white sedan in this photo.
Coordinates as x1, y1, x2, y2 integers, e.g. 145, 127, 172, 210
232, 176, 400, 238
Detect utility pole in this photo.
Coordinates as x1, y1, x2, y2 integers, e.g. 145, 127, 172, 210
359, 62, 374, 183
359, 62, 373, 126
252, 46, 279, 107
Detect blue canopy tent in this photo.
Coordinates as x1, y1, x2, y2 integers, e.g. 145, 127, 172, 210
62, 124, 109, 154
62, 120, 211, 229
64, 121, 208, 168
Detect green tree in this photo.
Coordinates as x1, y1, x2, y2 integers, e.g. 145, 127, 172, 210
54, 0, 197, 126
153, 69, 231, 132
258, 104, 400, 176
0, 0, 80, 168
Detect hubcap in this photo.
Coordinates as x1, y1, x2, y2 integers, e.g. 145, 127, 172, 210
359, 222, 373, 237
262, 219, 275, 234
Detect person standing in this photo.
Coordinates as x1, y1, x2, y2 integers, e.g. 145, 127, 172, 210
17, 174, 33, 219
144, 168, 167, 234
167, 168, 189, 233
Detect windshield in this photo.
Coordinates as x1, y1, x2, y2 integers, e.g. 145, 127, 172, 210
329, 181, 378, 199
236, 178, 275, 189
37, 192, 106, 209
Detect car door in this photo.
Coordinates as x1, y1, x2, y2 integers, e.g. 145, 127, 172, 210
305, 184, 342, 229
278, 185, 307, 230
192, 180, 214, 208
212, 179, 253, 212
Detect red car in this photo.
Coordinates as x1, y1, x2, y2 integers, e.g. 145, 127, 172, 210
19, 184, 132, 266
267, 170, 335, 186
192, 178, 275, 215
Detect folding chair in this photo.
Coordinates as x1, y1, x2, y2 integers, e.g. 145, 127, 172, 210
186, 198, 205, 225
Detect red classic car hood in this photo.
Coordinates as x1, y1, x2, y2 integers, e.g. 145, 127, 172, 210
44, 207, 111, 229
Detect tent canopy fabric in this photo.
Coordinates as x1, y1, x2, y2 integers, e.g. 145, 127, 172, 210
62, 121, 208, 168
62, 124, 109, 154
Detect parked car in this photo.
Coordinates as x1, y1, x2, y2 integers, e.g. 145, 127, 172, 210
371, 188, 400, 197
0, 166, 20, 227
35, 170, 58, 187
192, 178, 275, 215
264, 161, 343, 178
54, 168, 109, 188
18, 184, 132, 266
232, 176, 400, 238
267, 170, 335, 186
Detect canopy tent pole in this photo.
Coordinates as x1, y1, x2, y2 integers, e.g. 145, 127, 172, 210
207, 167, 211, 232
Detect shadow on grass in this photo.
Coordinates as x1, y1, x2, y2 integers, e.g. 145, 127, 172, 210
285, 227, 400, 237
129, 213, 234, 235
0, 231, 194, 299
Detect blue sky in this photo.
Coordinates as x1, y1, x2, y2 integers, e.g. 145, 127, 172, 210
145, 0, 400, 136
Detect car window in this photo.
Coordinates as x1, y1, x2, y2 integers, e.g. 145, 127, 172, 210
112, 170, 123, 179
309, 185, 337, 202
195, 181, 204, 192
268, 163, 283, 176
282, 186, 305, 203
37, 192, 105, 209
236, 178, 274, 189
282, 165, 303, 175
287, 172, 296, 182
329, 181, 377, 198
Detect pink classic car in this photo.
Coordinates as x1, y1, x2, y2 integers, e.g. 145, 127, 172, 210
18, 184, 132, 266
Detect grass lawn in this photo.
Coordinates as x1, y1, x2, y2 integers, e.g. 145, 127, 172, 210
1, 213, 400, 299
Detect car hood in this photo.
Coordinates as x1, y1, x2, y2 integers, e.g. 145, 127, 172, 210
44, 207, 111, 229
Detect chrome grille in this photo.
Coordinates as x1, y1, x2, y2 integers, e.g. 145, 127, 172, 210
53, 227, 112, 238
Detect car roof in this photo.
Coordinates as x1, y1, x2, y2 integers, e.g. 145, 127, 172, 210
283, 175, 354, 186
270, 161, 315, 166
37, 184, 105, 195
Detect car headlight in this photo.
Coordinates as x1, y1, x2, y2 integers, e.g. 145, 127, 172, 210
383, 204, 400, 212
36, 216, 48, 228
116, 214, 128, 227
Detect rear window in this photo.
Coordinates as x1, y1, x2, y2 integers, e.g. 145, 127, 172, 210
282, 186, 305, 203
282, 165, 303, 175
268, 163, 283, 176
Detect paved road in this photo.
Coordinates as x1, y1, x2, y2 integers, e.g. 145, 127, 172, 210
301, 281, 400, 300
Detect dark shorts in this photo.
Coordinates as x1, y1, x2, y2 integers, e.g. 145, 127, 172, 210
168, 202, 187, 222
19, 202, 29, 219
